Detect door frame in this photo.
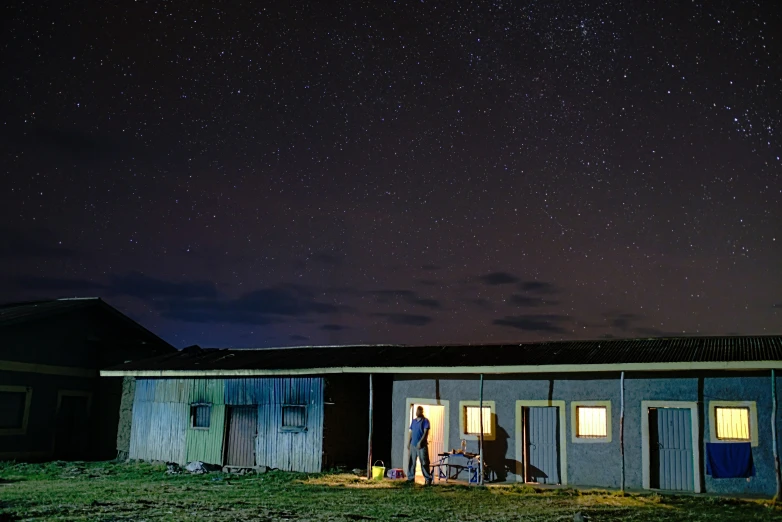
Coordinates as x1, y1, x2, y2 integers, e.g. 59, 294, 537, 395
402, 398, 449, 475
514, 400, 567, 485
641, 400, 701, 493
52, 390, 93, 456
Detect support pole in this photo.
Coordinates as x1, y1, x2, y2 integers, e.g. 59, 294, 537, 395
367, 373, 374, 480
620, 371, 625, 492
772, 370, 781, 499
479, 373, 484, 486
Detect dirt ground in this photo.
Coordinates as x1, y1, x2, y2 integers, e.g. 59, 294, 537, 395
2, 461, 782, 521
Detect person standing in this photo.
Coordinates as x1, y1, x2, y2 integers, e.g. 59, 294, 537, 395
407, 406, 433, 485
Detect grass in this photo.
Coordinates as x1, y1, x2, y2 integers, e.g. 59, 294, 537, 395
1, 461, 781, 521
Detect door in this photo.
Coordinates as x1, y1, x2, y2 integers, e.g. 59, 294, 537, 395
225, 406, 258, 467
410, 404, 445, 477
525, 406, 560, 484
649, 407, 694, 491
54, 394, 91, 460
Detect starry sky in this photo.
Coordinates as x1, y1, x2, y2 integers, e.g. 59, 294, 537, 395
2, 0, 780, 348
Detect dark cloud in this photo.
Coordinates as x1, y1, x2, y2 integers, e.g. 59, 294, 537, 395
370, 289, 442, 309
518, 281, 559, 294
13, 275, 104, 292
421, 264, 441, 271
631, 327, 689, 337
603, 312, 643, 332
289, 335, 310, 342
508, 294, 556, 307
479, 272, 519, 285
159, 284, 342, 325
773, 303, 782, 309
417, 279, 440, 287
107, 272, 218, 300
372, 313, 433, 326
320, 323, 348, 331
0, 228, 74, 259
492, 314, 570, 333
467, 298, 491, 309
311, 252, 342, 266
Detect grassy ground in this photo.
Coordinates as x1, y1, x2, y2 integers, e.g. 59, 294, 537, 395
1, 461, 781, 521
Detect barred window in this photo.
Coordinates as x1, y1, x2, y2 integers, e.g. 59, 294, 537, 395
715, 407, 750, 441
463, 406, 492, 436
282, 405, 307, 431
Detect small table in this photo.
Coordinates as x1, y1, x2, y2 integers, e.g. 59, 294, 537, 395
434, 452, 480, 484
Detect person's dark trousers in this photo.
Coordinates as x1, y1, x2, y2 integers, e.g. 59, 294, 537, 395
407, 444, 433, 484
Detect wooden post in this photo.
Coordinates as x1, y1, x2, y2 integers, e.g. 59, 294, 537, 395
772, 370, 781, 499
479, 373, 484, 486
620, 371, 625, 492
367, 373, 374, 480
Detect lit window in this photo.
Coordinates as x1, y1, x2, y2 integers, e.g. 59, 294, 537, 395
576, 406, 607, 438
282, 405, 307, 431
715, 407, 750, 441
464, 406, 492, 436
191, 404, 211, 429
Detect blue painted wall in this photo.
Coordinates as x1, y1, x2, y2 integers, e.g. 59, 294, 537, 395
392, 371, 782, 496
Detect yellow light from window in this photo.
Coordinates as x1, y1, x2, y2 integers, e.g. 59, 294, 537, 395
715, 407, 750, 441
576, 406, 607, 438
465, 406, 491, 435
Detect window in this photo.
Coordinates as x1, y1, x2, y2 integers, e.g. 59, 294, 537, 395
576, 407, 607, 438
570, 401, 612, 443
458, 400, 495, 440
715, 407, 750, 441
464, 406, 492, 436
281, 405, 307, 431
709, 401, 757, 446
191, 404, 211, 429
0, 386, 32, 435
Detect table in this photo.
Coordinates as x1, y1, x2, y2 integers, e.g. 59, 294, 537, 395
434, 452, 480, 484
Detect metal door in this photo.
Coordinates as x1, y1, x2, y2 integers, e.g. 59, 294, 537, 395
526, 406, 560, 484
226, 406, 258, 467
649, 408, 694, 491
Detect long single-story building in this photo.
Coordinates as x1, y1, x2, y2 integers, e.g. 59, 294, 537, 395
102, 335, 782, 496
0, 298, 174, 461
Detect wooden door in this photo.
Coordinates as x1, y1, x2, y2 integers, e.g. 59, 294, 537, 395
649, 408, 694, 491
525, 406, 560, 484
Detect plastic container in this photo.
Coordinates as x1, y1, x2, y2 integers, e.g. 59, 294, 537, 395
371, 460, 385, 480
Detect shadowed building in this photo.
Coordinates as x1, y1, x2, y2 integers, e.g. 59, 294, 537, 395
0, 298, 174, 461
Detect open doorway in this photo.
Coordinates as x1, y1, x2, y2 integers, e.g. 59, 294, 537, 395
404, 399, 448, 478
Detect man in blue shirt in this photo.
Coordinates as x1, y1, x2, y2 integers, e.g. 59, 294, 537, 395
407, 405, 433, 484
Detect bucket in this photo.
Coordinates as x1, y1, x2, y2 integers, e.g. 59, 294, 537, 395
371, 460, 385, 480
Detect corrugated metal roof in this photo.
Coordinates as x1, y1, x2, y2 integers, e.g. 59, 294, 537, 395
0, 298, 100, 326
104, 335, 782, 373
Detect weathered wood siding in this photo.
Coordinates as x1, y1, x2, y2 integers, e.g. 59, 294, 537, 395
128, 377, 323, 471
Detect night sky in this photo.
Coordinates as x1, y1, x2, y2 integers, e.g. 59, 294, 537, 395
2, 1, 780, 348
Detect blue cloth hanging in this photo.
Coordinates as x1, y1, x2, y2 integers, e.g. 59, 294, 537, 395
706, 442, 754, 478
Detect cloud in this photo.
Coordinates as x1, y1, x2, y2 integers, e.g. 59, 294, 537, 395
508, 294, 556, 307
773, 303, 782, 309
492, 314, 570, 333
603, 312, 643, 332
321, 323, 348, 331
370, 289, 442, 309
372, 313, 433, 326
479, 272, 519, 285
107, 272, 218, 300
311, 252, 342, 266
421, 264, 441, 271
518, 281, 559, 294
417, 279, 440, 287
0, 228, 75, 259
289, 334, 310, 342
159, 284, 342, 325
14, 275, 104, 292
467, 298, 491, 309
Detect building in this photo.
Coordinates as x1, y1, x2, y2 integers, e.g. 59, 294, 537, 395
0, 298, 174, 461
102, 335, 782, 497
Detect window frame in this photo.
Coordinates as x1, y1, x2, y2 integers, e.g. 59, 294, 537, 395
708, 401, 758, 447
190, 403, 212, 430
0, 385, 33, 435
280, 404, 308, 432
570, 401, 612, 443
458, 400, 495, 441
